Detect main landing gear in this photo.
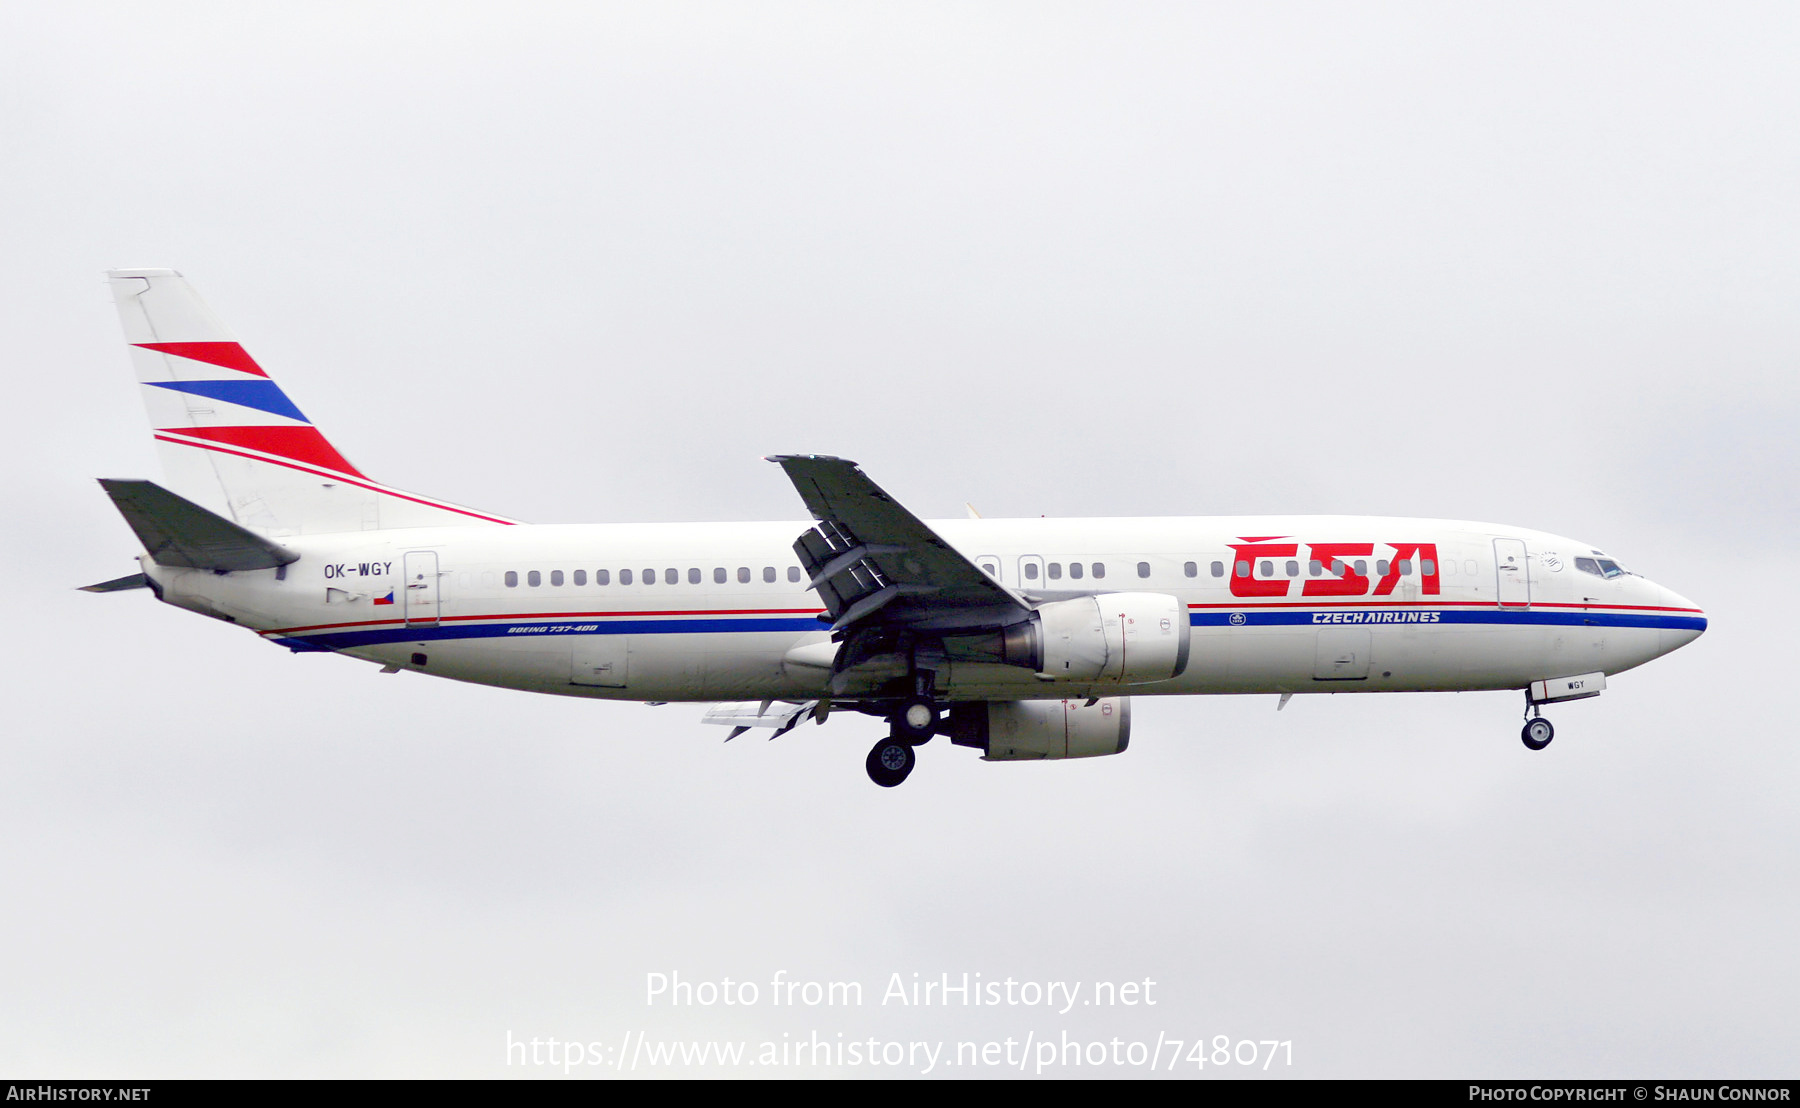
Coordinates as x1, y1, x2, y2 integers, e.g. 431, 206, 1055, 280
866, 737, 916, 788
865, 695, 940, 787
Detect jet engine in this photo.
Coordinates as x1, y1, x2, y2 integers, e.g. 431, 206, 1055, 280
947, 697, 1132, 761
1032, 593, 1190, 683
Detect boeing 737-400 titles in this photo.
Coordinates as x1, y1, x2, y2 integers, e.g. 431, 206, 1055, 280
86, 270, 1707, 786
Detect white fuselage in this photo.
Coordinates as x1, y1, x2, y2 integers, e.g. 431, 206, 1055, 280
141, 515, 1706, 704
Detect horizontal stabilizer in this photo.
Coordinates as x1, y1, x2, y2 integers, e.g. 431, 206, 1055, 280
79, 572, 149, 593
98, 478, 298, 571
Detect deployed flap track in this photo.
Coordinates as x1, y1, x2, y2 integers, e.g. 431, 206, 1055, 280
98, 478, 299, 572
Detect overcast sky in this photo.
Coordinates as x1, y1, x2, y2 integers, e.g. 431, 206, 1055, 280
2, 1, 1796, 1078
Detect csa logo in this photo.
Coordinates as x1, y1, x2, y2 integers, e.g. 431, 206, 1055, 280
1228, 612, 1247, 626
1225, 537, 1442, 599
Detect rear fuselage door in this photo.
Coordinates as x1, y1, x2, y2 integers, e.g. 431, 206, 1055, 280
1494, 539, 1530, 609
403, 550, 441, 626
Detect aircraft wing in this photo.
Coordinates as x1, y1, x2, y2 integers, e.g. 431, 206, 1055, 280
768, 455, 1028, 632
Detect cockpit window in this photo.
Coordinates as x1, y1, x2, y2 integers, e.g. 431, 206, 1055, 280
1575, 556, 1629, 580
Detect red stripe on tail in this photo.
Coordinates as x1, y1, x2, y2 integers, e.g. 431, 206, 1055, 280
134, 342, 268, 378
163, 425, 365, 478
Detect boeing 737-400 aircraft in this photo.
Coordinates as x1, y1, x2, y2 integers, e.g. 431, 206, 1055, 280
87, 270, 1708, 786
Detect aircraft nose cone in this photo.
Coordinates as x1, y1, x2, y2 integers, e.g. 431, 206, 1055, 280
1656, 584, 1706, 654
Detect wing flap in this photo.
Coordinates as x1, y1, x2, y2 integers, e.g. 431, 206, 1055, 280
701, 700, 819, 740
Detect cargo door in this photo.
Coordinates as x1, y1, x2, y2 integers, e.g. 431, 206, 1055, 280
1313, 626, 1371, 680
1494, 539, 1531, 609
402, 551, 440, 627
571, 635, 629, 687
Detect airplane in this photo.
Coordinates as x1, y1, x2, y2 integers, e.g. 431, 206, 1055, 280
86, 269, 1708, 787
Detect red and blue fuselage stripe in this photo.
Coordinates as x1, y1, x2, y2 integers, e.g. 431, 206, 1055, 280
265, 604, 1707, 652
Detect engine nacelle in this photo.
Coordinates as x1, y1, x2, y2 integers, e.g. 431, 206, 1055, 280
1033, 592, 1190, 683
948, 698, 1132, 761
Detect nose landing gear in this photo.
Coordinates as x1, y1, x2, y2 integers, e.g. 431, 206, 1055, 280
1520, 691, 1556, 751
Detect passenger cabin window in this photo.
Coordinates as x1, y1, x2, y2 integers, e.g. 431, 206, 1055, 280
1309, 560, 1323, 576
596, 569, 609, 586
738, 567, 751, 583
788, 566, 801, 583
620, 568, 633, 585
528, 570, 542, 587
1048, 563, 1062, 580
1137, 561, 1151, 578
1092, 563, 1105, 579
1235, 561, 1250, 578
1211, 561, 1225, 578
714, 567, 726, 584
1024, 563, 1039, 580
1069, 563, 1084, 580
573, 570, 586, 586
505, 571, 519, 588
763, 567, 776, 583
1184, 561, 1197, 578
643, 568, 656, 585
688, 568, 701, 584
1285, 560, 1299, 577
665, 568, 678, 585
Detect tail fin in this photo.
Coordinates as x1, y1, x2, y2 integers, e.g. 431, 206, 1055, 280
107, 269, 516, 535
